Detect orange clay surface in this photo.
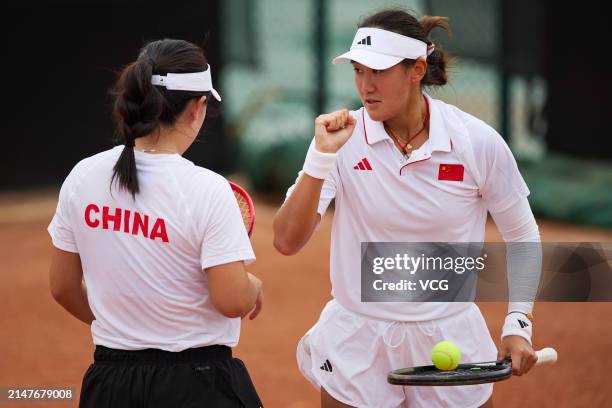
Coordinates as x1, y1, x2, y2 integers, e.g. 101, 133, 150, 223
1, 190, 611, 407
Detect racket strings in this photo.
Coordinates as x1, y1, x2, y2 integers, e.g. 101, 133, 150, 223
388, 363, 511, 386
423, 366, 506, 378
233, 191, 254, 230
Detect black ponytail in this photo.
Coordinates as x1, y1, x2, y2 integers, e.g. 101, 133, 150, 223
111, 58, 164, 198
419, 16, 451, 86
110, 39, 210, 199
359, 8, 453, 87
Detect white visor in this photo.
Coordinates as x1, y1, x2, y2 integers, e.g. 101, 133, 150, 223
151, 65, 221, 101
332, 27, 433, 70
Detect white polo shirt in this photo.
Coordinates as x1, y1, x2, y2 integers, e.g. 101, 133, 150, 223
48, 146, 255, 351
287, 94, 529, 321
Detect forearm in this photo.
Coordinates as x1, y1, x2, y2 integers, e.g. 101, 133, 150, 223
490, 197, 541, 342
54, 282, 95, 325
273, 173, 325, 255
223, 275, 259, 319
274, 111, 354, 255
490, 197, 541, 310
207, 263, 262, 318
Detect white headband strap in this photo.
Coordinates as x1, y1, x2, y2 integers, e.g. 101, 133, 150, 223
151, 66, 221, 101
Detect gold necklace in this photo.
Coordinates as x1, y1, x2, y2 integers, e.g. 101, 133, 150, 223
385, 96, 430, 155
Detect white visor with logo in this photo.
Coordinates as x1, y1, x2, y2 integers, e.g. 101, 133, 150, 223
151, 65, 221, 101
332, 27, 433, 70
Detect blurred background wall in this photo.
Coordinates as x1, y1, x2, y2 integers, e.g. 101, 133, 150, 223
2, 0, 611, 227
221, 0, 612, 227
2, 0, 224, 189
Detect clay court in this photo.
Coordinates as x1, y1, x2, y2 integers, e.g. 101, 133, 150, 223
1, 190, 611, 407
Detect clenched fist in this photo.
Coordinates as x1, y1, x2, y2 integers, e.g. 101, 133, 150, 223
314, 109, 357, 153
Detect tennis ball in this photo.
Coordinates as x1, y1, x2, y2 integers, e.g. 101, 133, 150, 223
431, 340, 461, 370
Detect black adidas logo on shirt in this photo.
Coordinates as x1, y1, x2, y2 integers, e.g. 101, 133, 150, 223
518, 319, 530, 328
320, 359, 333, 372
357, 36, 371, 45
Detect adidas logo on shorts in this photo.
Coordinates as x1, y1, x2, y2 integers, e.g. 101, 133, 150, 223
320, 359, 333, 372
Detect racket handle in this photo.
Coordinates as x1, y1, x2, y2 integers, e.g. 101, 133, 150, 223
535, 347, 558, 365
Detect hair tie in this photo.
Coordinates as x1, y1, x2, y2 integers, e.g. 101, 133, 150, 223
427, 43, 435, 56
125, 139, 135, 148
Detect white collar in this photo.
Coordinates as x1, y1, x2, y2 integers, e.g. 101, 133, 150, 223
361, 93, 452, 153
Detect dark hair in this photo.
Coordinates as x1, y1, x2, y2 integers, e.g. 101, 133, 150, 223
359, 8, 452, 86
110, 38, 211, 198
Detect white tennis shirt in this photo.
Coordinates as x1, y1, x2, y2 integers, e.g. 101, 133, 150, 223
48, 146, 255, 351
287, 93, 530, 321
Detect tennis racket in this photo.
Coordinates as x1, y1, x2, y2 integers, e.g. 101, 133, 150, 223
229, 181, 255, 237
388, 347, 557, 386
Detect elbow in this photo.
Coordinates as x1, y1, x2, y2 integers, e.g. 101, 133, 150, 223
49, 275, 80, 306
215, 302, 251, 319
273, 235, 300, 256
272, 216, 302, 256
49, 283, 67, 305
218, 307, 244, 319
211, 295, 254, 319
272, 214, 303, 256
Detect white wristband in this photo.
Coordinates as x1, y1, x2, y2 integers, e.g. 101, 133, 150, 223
501, 312, 533, 345
303, 140, 337, 179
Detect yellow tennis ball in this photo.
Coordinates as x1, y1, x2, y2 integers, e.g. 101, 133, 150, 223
431, 340, 461, 370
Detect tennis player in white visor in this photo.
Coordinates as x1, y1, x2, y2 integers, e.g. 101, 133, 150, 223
48, 39, 263, 407
274, 8, 541, 408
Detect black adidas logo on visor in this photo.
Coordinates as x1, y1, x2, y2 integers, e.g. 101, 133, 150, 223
357, 36, 371, 45
320, 359, 333, 372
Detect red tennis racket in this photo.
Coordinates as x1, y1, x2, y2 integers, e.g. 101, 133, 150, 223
229, 181, 255, 237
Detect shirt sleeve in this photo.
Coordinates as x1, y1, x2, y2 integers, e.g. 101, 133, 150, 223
47, 169, 79, 253
489, 196, 541, 314
200, 180, 255, 270
479, 130, 530, 213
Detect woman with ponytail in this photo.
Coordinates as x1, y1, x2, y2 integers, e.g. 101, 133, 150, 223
274, 8, 540, 408
48, 39, 263, 407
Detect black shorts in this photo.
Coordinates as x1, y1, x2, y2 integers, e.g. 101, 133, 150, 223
79, 345, 263, 408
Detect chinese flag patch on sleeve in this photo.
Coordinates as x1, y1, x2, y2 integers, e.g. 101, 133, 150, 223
438, 164, 464, 181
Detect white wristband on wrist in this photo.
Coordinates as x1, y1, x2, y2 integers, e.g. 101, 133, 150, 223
303, 140, 337, 179
501, 312, 533, 345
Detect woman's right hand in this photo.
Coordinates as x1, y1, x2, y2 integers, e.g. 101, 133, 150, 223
314, 109, 357, 153
247, 273, 263, 320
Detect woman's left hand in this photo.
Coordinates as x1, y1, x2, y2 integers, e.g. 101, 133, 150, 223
498, 335, 537, 376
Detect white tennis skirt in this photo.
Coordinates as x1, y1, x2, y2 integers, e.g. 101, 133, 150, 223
297, 299, 496, 408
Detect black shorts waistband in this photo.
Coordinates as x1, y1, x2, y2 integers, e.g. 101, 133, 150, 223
93, 345, 232, 365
